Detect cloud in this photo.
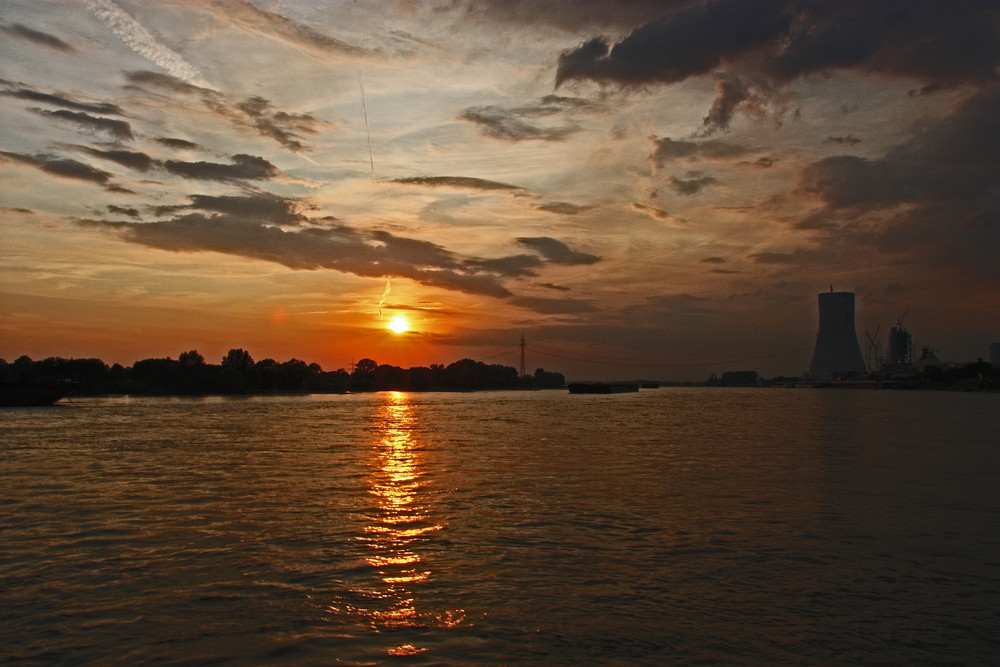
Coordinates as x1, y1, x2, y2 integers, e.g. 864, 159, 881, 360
79, 212, 520, 297
801, 89, 1000, 209
391, 176, 523, 191
163, 154, 279, 182
516, 237, 600, 265
1, 23, 75, 52
509, 295, 597, 314
667, 171, 717, 196
234, 96, 323, 152
751, 251, 798, 265
154, 137, 201, 150
556, 0, 790, 87
823, 135, 862, 146
205, 0, 370, 57
457, 1, 675, 32
1, 84, 122, 115
185, 193, 307, 225
80, 147, 157, 172
535, 201, 594, 215
80, 0, 212, 87
796, 88, 1000, 276
556, 1, 1000, 129
649, 135, 754, 167
108, 205, 140, 218
29, 108, 134, 140
459, 95, 598, 142
741, 156, 778, 169
0, 151, 113, 185
124, 70, 207, 96
630, 202, 675, 221
125, 72, 326, 151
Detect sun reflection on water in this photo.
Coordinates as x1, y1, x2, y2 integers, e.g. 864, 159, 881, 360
351, 391, 462, 652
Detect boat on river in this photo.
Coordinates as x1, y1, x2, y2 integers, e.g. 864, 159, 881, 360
0, 380, 76, 407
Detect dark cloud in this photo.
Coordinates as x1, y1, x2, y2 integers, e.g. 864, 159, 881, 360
539, 283, 572, 292
464, 254, 542, 278
80, 147, 158, 172
391, 176, 523, 191
700, 256, 726, 263
234, 96, 322, 152
108, 205, 141, 218
535, 201, 594, 215
796, 89, 1000, 276
701, 73, 772, 132
667, 171, 717, 195
556, 0, 790, 87
460, 95, 597, 142
516, 237, 600, 265
126, 72, 324, 152
1, 23, 74, 52
1, 84, 123, 115
823, 134, 861, 145
556, 1, 1000, 130
155, 137, 201, 150
78, 212, 518, 297
29, 108, 134, 140
124, 70, 207, 95
163, 154, 279, 182
0, 151, 112, 184
649, 135, 754, 167
802, 90, 1000, 209
186, 193, 307, 225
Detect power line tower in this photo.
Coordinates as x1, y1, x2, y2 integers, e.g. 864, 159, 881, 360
519, 332, 526, 378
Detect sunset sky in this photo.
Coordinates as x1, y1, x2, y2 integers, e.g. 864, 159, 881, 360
2, 0, 999, 380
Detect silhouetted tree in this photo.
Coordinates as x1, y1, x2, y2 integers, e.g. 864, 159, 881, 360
352, 358, 378, 391
179, 350, 205, 366
222, 348, 254, 373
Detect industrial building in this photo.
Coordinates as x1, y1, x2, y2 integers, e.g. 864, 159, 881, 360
808, 289, 866, 380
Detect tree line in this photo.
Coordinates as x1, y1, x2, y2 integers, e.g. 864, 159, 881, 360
0, 349, 566, 395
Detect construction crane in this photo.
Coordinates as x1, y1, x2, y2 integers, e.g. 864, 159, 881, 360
864, 326, 882, 373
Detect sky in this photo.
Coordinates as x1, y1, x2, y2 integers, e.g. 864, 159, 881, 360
2, 0, 999, 381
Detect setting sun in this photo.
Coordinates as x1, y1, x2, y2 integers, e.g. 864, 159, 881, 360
387, 316, 409, 334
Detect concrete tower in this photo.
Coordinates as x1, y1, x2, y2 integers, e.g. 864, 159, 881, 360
809, 290, 866, 379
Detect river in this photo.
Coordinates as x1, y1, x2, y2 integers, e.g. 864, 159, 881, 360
2, 388, 998, 664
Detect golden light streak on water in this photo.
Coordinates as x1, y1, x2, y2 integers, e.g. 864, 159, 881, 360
357, 391, 450, 650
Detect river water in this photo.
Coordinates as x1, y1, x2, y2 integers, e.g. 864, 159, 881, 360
2, 388, 998, 665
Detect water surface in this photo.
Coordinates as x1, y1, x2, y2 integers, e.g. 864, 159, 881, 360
2, 389, 998, 664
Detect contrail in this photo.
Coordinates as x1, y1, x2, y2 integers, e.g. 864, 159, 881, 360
359, 71, 374, 180
377, 278, 390, 318
79, 0, 212, 88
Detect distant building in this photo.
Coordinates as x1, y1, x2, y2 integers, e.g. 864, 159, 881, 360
808, 290, 866, 380
888, 326, 913, 367
990, 342, 1000, 368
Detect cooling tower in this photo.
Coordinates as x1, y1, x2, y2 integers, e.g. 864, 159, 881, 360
808, 291, 866, 379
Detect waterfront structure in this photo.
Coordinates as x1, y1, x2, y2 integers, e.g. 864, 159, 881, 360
888, 326, 913, 367
808, 290, 866, 380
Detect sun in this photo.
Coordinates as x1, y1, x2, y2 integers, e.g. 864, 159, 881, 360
387, 316, 409, 334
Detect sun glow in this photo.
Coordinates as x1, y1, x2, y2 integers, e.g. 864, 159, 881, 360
388, 316, 409, 334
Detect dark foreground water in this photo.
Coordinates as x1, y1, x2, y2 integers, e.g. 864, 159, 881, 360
2, 388, 998, 665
